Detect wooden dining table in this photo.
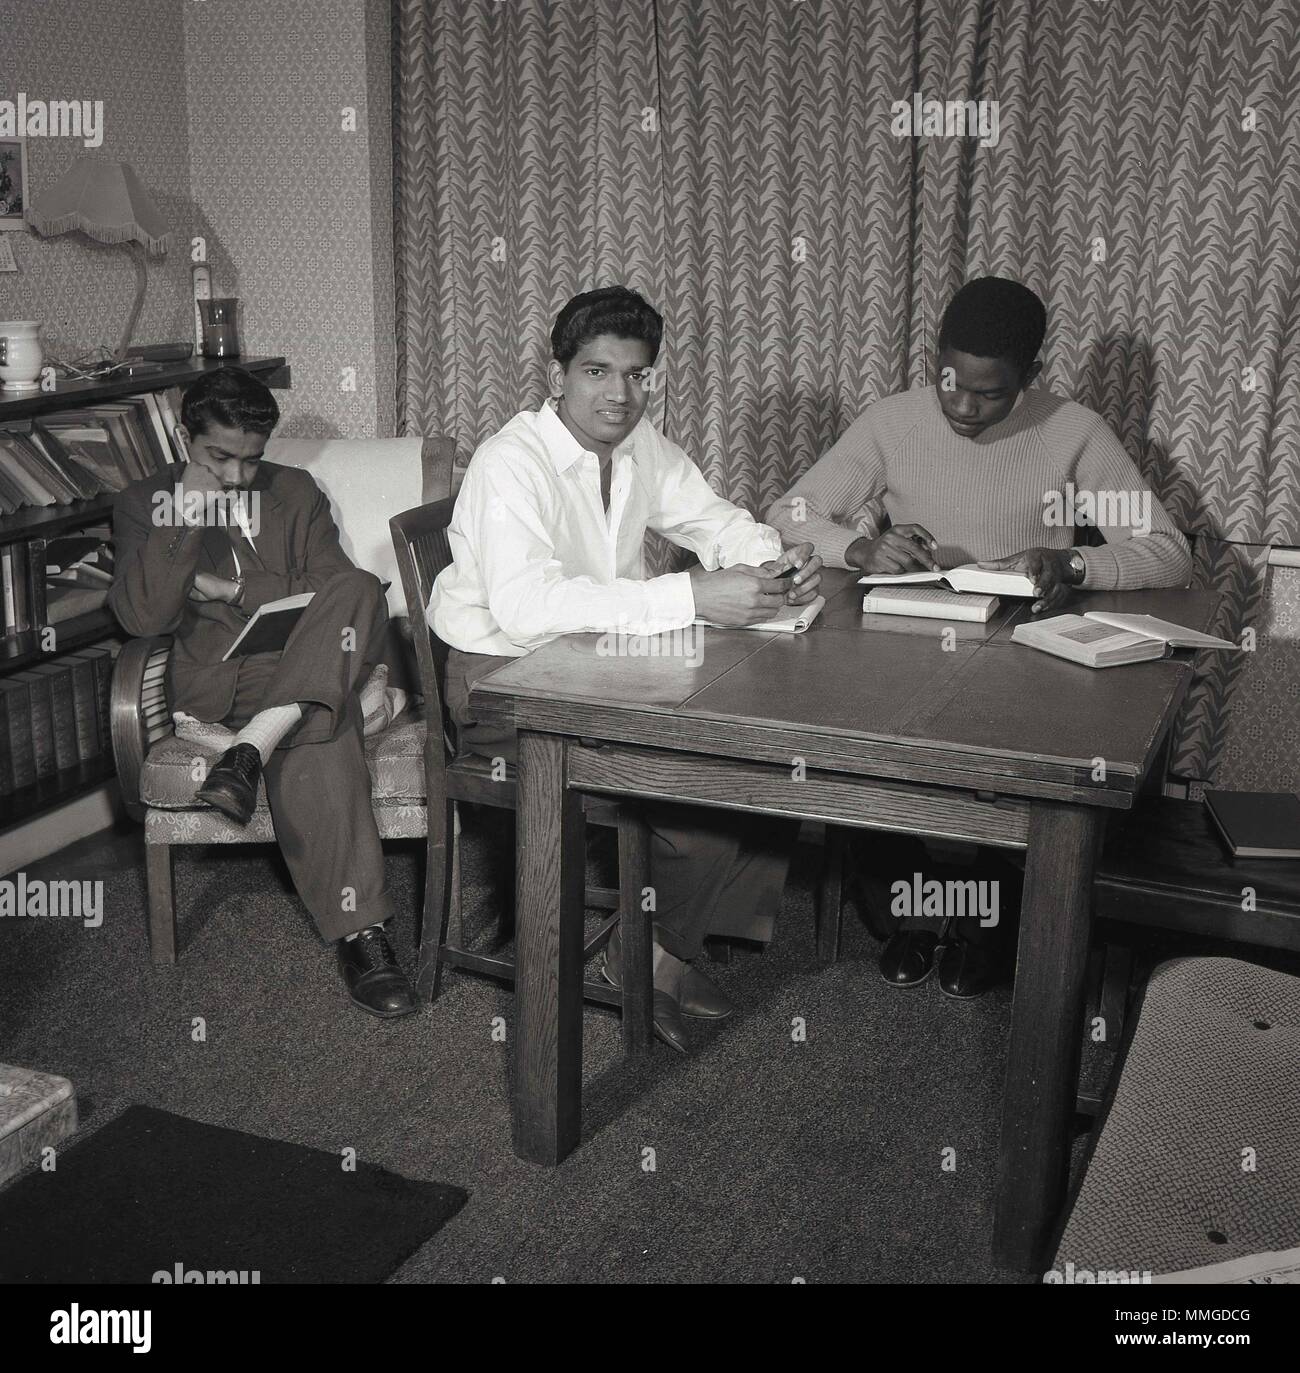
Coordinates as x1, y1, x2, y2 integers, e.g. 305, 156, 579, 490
469, 568, 1222, 1272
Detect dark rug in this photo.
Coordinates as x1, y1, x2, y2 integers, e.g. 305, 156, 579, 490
0, 1105, 469, 1284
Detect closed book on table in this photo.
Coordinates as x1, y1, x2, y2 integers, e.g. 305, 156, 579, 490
10, 669, 56, 779
28, 663, 79, 771
1203, 790, 1300, 859
0, 677, 36, 793
862, 585, 999, 622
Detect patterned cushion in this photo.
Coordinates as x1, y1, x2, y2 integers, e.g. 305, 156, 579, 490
140, 711, 427, 810
144, 800, 428, 845
1053, 956, 1300, 1280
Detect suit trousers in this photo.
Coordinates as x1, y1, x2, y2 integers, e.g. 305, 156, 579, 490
220, 569, 391, 942
443, 646, 795, 961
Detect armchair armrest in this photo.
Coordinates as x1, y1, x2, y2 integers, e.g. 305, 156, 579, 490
110, 636, 175, 821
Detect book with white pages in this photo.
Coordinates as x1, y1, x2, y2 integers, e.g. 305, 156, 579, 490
1011, 612, 1236, 668
862, 585, 999, 622
858, 564, 1036, 597
696, 594, 826, 634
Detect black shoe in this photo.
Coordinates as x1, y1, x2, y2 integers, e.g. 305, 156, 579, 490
602, 930, 695, 1051
338, 927, 418, 1018
937, 939, 1004, 1000
604, 928, 736, 1021
879, 930, 938, 987
196, 743, 263, 825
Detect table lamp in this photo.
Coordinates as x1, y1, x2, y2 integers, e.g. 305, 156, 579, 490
26, 157, 172, 365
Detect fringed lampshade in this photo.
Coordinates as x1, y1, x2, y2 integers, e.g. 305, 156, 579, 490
27, 158, 172, 362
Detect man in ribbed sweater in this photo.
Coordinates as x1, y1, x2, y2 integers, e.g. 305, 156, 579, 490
767, 276, 1191, 995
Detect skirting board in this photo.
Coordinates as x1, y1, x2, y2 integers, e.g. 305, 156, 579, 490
0, 784, 119, 878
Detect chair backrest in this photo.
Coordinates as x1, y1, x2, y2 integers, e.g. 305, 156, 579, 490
263, 435, 457, 616
390, 496, 457, 757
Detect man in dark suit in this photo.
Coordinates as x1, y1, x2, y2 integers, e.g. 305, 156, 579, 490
108, 366, 416, 1017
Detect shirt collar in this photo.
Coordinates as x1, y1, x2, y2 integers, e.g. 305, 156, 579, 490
537, 397, 640, 473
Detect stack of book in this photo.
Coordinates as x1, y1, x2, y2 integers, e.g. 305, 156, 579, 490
0, 388, 182, 510
0, 642, 118, 794
1, 527, 116, 634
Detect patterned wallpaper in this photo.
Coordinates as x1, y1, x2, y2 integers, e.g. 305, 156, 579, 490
0, 0, 195, 361
183, 0, 396, 437
0, 0, 395, 438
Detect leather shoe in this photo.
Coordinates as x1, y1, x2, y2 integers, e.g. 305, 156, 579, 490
649, 989, 691, 1055
338, 927, 418, 1018
879, 929, 938, 987
196, 742, 263, 825
679, 965, 735, 1020
937, 938, 1003, 1000
601, 930, 694, 1052
603, 928, 735, 1020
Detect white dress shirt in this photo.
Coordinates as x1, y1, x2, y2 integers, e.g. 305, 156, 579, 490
428, 399, 783, 656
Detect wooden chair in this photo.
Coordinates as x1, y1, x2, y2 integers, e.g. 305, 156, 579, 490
110, 438, 457, 974
388, 494, 655, 1053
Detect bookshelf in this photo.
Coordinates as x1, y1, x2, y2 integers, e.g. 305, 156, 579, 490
0, 356, 288, 832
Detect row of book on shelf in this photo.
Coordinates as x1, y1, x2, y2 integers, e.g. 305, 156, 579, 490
0, 387, 184, 512
1, 525, 114, 636
0, 641, 117, 796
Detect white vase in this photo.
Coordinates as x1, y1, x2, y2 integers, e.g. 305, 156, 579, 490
0, 320, 44, 392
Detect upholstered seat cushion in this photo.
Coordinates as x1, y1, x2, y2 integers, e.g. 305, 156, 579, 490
1053, 956, 1300, 1280
140, 710, 427, 809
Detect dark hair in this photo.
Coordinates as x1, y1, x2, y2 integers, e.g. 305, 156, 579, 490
181, 366, 280, 439
550, 286, 663, 366
938, 276, 1047, 376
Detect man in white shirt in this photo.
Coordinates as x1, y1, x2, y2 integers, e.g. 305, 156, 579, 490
428, 286, 822, 1054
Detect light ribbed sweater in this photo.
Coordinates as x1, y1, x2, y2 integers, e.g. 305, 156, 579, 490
766, 385, 1191, 591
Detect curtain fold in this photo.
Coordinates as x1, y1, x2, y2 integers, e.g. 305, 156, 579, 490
393, 0, 1300, 783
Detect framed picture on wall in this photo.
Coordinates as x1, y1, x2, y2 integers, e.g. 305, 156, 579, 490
0, 137, 29, 229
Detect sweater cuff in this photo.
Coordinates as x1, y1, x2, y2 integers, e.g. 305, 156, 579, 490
818, 524, 864, 571
1076, 544, 1122, 591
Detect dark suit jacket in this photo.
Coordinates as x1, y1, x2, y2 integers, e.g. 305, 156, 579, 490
109, 461, 357, 721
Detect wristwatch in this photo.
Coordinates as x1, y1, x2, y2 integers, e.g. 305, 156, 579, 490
230, 574, 246, 607
1066, 550, 1086, 585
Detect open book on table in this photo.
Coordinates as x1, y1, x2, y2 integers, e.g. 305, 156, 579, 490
858, 564, 1036, 597
1011, 611, 1236, 668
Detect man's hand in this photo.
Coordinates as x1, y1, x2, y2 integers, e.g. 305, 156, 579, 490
846, 524, 941, 576
978, 547, 1078, 614
188, 571, 242, 604
690, 564, 790, 627
760, 542, 823, 606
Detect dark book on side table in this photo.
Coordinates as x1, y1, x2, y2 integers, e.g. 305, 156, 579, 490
1204, 790, 1300, 860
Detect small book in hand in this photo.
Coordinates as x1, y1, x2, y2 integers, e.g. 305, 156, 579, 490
1011, 611, 1236, 668
221, 592, 315, 660
695, 595, 826, 634
1204, 789, 1300, 860
859, 564, 1037, 597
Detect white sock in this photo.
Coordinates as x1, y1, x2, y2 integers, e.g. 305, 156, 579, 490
233, 703, 303, 764
344, 923, 385, 943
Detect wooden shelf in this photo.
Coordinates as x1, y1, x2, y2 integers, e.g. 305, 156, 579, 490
0, 607, 120, 671
0, 754, 118, 833
0, 355, 288, 422
0, 495, 115, 544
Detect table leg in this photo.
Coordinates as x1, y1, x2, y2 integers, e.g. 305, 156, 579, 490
512, 730, 586, 1165
992, 800, 1102, 1271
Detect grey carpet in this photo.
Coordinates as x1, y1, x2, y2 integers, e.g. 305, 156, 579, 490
3, 813, 1101, 1284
